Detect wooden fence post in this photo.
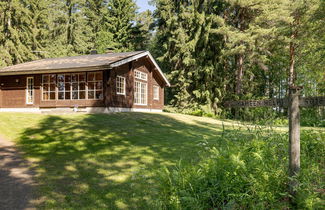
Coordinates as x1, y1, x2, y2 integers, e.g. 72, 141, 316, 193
288, 86, 302, 200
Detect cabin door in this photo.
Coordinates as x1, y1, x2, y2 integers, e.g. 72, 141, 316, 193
26, 77, 34, 104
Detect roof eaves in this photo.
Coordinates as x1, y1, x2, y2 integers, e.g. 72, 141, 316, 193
110, 51, 171, 87
0, 65, 111, 76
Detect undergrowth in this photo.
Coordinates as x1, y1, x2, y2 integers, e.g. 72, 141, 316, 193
155, 126, 325, 209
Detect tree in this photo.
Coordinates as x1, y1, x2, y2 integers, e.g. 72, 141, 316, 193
84, 0, 109, 52
0, 0, 36, 66
105, 0, 138, 51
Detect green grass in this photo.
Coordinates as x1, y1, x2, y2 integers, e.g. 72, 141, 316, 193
0, 112, 323, 209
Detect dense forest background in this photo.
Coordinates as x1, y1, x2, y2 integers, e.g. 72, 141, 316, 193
0, 0, 324, 122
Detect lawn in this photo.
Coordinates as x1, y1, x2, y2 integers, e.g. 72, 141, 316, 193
0, 112, 323, 209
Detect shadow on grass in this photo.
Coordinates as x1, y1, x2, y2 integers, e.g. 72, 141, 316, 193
16, 112, 253, 209
0, 144, 35, 209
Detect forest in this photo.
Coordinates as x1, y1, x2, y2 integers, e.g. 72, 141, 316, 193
1, 0, 324, 122
0, 1, 324, 209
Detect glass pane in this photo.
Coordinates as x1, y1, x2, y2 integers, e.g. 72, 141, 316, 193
71, 74, 78, 82
88, 91, 94, 99
43, 84, 49, 91
72, 83, 78, 91
79, 91, 86, 99
96, 72, 103, 80
88, 82, 95, 90
58, 82, 64, 91
65, 83, 70, 90
50, 74, 56, 83
50, 92, 56, 100
43, 92, 49, 100
72, 91, 78, 99
96, 82, 103, 90
65, 92, 71, 100
42, 75, 49, 83
88, 73, 95, 81
65, 74, 71, 82
79, 82, 86, 90
57, 74, 64, 82
79, 73, 86, 82
58, 92, 64, 100
50, 84, 56, 91
95, 91, 103, 99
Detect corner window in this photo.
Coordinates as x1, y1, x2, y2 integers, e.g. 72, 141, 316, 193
87, 72, 103, 100
134, 81, 147, 105
134, 70, 147, 81
153, 85, 159, 100
116, 76, 126, 95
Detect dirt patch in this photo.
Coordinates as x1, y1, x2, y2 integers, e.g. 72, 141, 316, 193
0, 137, 37, 210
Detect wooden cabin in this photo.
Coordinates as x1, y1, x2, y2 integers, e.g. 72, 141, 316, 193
0, 51, 170, 113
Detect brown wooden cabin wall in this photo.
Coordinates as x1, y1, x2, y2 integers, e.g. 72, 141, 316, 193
0, 74, 41, 108
0, 57, 166, 110
106, 57, 165, 110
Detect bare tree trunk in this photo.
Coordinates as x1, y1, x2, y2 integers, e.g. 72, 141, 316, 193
235, 54, 244, 95
288, 86, 301, 203
289, 39, 296, 86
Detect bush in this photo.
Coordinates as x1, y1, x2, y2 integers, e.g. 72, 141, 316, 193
156, 128, 325, 209
301, 108, 325, 127
163, 105, 217, 118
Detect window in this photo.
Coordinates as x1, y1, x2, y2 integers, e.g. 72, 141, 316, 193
88, 72, 103, 99
26, 77, 34, 104
153, 85, 159, 100
134, 81, 147, 105
42, 74, 56, 100
57, 74, 71, 100
71, 73, 86, 99
116, 76, 126, 95
42, 71, 103, 101
134, 70, 147, 81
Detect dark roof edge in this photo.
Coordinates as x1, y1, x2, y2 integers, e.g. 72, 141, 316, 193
0, 65, 111, 76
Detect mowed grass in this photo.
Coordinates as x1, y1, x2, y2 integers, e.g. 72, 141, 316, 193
0, 112, 227, 209
0, 112, 323, 209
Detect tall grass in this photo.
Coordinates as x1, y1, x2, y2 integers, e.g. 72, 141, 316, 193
155, 126, 324, 209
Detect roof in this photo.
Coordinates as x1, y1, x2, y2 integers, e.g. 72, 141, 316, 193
0, 51, 170, 86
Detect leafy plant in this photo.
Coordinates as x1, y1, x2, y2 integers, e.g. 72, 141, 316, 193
156, 127, 325, 209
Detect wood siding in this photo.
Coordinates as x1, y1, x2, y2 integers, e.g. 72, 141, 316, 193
0, 57, 165, 110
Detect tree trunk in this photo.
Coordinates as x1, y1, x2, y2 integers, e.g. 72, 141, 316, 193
235, 54, 244, 95
288, 86, 301, 203
289, 39, 296, 86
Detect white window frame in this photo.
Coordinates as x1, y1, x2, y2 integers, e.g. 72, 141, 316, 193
153, 85, 159, 100
71, 73, 87, 100
134, 70, 147, 81
116, 76, 126, 95
26, 77, 34, 104
87, 71, 103, 100
134, 81, 147, 105
42, 74, 56, 101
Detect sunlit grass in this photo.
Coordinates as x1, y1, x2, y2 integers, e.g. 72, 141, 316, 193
0, 112, 323, 209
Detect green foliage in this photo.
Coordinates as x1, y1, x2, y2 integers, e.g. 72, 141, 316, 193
156, 128, 325, 209
301, 108, 325, 127
152, 0, 324, 118
0, 0, 152, 66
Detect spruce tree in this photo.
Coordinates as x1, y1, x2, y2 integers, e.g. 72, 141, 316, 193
0, 0, 35, 66
105, 0, 137, 51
